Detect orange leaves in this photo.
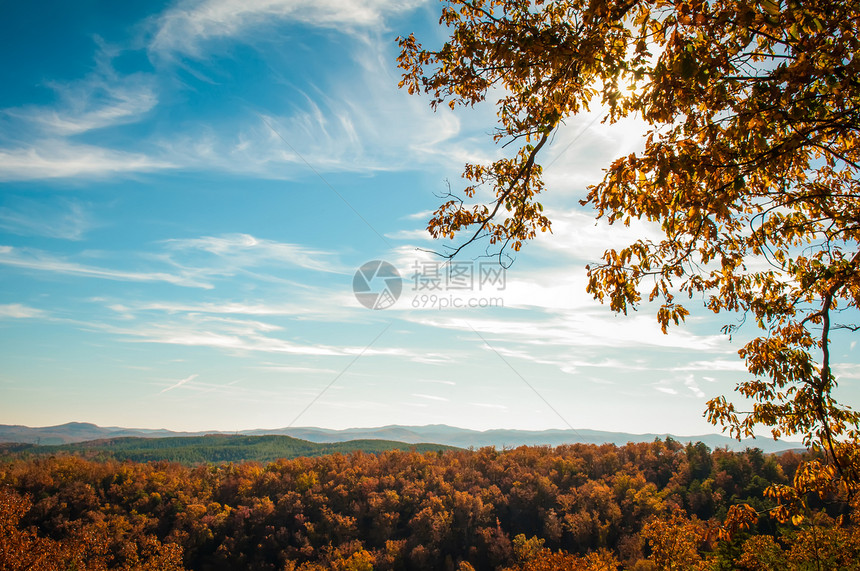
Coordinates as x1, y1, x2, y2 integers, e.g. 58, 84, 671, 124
506, 534, 623, 571
402, 0, 860, 487
641, 510, 708, 570
398, 0, 647, 253
790, 459, 839, 499
656, 304, 689, 334
13, 441, 860, 569
719, 503, 758, 541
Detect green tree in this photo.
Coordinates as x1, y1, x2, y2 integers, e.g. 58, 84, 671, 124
398, 0, 859, 482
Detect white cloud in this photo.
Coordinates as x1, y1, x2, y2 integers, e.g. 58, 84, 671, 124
384, 228, 431, 241
471, 402, 508, 410
684, 375, 706, 398
403, 210, 436, 221
152, 37, 490, 179
0, 142, 173, 181
498, 272, 595, 311
531, 207, 664, 262
409, 353, 455, 365
541, 108, 649, 193
160, 373, 199, 393
0, 40, 167, 181
0, 2, 463, 183
95, 312, 415, 359
111, 300, 324, 317
164, 233, 346, 273
670, 359, 747, 372
651, 375, 709, 399
412, 393, 449, 402
417, 378, 456, 386
834, 364, 860, 380
256, 364, 340, 374
151, 0, 425, 57
10, 80, 157, 137
0, 245, 212, 288
410, 310, 726, 351
3, 38, 158, 137
0, 304, 47, 319
0, 199, 95, 241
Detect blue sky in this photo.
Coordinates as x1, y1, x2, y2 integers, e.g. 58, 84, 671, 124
1, 0, 856, 436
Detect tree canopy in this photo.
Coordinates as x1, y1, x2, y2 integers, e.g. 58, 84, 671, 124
2, 442, 842, 570
397, 0, 860, 483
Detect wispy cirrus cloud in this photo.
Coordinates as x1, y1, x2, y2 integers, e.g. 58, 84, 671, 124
669, 359, 747, 372
834, 364, 860, 380
0, 233, 348, 291
652, 375, 708, 399
160, 373, 199, 393
410, 311, 726, 352
109, 300, 325, 317
0, 245, 213, 288
7, 75, 157, 137
530, 207, 664, 262
412, 393, 449, 402
151, 0, 425, 57
0, 41, 169, 181
150, 27, 484, 179
684, 375, 706, 398
0, 303, 47, 319
164, 233, 346, 273
256, 364, 340, 374
0, 142, 173, 181
97, 312, 413, 358
0, 199, 95, 241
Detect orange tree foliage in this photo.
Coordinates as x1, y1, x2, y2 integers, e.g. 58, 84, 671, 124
0, 485, 184, 571
0, 442, 838, 570
397, 0, 860, 488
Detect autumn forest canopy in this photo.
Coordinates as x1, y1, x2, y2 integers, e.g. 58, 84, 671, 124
3, 441, 857, 570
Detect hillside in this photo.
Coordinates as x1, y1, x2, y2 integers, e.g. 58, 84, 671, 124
3, 440, 849, 570
0, 434, 457, 464
0, 422, 805, 453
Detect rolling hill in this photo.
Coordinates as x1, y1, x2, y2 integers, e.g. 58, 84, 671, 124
0, 422, 805, 453
0, 433, 457, 464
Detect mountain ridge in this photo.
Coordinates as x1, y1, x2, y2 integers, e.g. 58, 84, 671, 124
0, 422, 804, 453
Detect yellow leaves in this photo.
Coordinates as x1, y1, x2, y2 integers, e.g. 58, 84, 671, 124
656, 304, 689, 333
720, 503, 758, 541
759, 0, 781, 17
296, 471, 318, 492
792, 460, 838, 497
791, 513, 804, 526
402, 0, 860, 491
642, 511, 707, 570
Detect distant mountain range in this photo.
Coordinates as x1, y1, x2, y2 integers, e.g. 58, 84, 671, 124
0, 422, 804, 453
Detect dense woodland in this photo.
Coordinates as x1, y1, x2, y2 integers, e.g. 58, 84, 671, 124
0, 435, 457, 465
3, 439, 858, 570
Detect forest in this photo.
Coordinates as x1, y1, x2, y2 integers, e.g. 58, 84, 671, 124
3, 439, 859, 570
0, 435, 456, 465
